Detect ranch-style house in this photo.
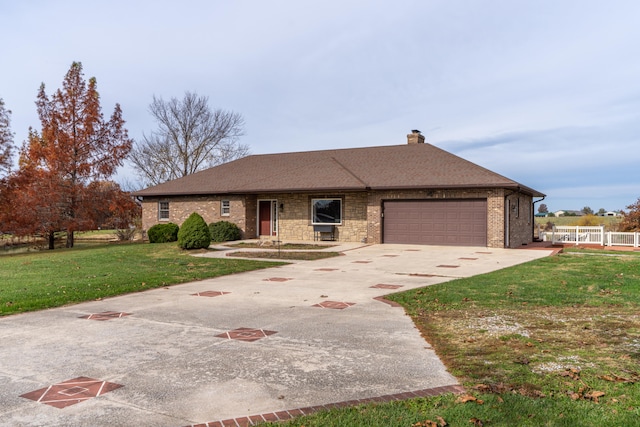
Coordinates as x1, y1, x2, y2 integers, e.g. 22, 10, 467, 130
135, 131, 545, 248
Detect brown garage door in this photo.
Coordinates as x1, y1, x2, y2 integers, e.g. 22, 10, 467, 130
383, 199, 487, 246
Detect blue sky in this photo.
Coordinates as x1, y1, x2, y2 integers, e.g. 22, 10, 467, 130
2, 0, 639, 212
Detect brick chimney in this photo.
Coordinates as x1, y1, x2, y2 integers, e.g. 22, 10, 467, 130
407, 129, 425, 144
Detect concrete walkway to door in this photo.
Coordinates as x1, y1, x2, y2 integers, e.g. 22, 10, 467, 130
0, 244, 554, 427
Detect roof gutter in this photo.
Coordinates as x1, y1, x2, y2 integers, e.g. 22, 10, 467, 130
532, 195, 546, 242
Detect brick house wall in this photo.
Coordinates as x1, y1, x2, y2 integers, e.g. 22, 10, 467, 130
141, 188, 534, 248
505, 193, 534, 248
252, 193, 368, 242
141, 195, 250, 239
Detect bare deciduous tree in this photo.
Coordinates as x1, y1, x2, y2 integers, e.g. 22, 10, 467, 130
131, 92, 248, 186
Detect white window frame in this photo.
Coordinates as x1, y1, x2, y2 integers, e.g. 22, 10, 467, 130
158, 201, 170, 220
311, 198, 343, 225
221, 200, 230, 216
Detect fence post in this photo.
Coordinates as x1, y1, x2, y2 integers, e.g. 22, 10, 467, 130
636, 232, 639, 248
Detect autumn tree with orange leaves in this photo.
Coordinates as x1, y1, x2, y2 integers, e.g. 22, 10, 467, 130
5, 62, 135, 248
619, 198, 640, 232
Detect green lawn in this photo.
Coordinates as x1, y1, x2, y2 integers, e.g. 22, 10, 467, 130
261, 251, 640, 427
0, 242, 283, 315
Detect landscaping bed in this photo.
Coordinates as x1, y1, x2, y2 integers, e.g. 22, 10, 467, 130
226, 251, 342, 261
224, 242, 337, 250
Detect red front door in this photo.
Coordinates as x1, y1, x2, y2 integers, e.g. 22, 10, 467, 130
259, 201, 273, 236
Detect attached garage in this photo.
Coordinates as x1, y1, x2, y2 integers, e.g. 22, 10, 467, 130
382, 199, 488, 246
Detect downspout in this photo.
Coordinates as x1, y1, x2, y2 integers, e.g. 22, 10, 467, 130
532, 196, 546, 241
503, 188, 519, 248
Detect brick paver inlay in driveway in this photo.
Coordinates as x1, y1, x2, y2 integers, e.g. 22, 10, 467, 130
20, 377, 123, 409
78, 311, 131, 321
215, 328, 278, 342
191, 291, 230, 297
312, 301, 356, 309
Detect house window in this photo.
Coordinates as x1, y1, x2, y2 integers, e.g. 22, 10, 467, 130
312, 198, 342, 225
221, 200, 230, 216
158, 201, 170, 220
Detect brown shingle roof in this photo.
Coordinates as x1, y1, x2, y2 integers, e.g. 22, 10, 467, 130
134, 143, 544, 197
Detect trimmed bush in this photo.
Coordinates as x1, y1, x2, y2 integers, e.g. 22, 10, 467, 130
209, 220, 242, 242
147, 223, 179, 243
178, 213, 211, 249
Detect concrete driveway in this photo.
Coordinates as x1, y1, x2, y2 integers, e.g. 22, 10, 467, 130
0, 243, 553, 427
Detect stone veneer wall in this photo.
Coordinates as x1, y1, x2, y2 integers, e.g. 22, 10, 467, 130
141, 195, 250, 239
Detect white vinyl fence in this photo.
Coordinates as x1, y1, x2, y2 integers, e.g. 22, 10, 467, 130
606, 231, 640, 247
542, 226, 640, 248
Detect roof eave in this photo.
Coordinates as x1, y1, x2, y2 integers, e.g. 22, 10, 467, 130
135, 184, 545, 198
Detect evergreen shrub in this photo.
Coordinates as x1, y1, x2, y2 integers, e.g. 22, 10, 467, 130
209, 221, 242, 242
178, 213, 211, 249
147, 223, 179, 243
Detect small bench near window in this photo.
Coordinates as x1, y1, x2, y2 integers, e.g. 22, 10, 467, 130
313, 224, 335, 241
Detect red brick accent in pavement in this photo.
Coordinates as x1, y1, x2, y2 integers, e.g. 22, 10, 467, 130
184, 384, 465, 427
78, 311, 132, 321
214, 328, 277, 342
20, 377, 123, 408
192, 291, 231, 297
312, 300, 356, 310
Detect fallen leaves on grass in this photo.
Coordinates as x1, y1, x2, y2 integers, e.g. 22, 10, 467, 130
456, 394, 484, 405
601, 372, 639, 383
471, 382, 545, 398
413, 416, 447, 427
557, 368, 581, 381
469, 417, 486, 426
568, 387, 607, 403
585, 390, 606, 403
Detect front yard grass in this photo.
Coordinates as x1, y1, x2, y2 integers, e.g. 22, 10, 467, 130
0, 242, 283, 316
261, 251, 640, 426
